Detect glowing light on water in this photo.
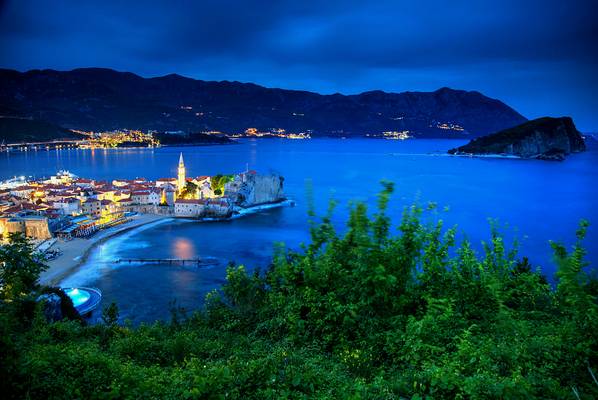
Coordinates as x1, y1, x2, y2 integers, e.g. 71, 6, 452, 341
65, 288, 91, 307
173, 237, 195, 259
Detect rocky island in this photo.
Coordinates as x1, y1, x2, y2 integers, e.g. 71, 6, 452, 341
448, 117, 586, 161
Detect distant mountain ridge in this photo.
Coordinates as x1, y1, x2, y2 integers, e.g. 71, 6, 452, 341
0, 68, 527, 138
0, 117, 80, 143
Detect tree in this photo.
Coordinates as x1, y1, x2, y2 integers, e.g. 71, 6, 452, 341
180, 181, 198, 199
211, 174, 233, 196
0, 233, 47, 301
101, 302, 119, 326
0, 185, 596, 399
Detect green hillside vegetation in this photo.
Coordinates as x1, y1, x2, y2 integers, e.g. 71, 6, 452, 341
1, 183, 597, 399
211, 174, 234, 196
0, 117, 81, 144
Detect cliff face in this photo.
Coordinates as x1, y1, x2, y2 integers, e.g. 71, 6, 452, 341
226, 174, 284, 207
448, 117, 586, 161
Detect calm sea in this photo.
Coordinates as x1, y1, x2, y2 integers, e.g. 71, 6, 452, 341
2, 138, 597, 323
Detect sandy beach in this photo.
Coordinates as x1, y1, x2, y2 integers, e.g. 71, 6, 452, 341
39, 214, 167, 286
36, 201, 293, 286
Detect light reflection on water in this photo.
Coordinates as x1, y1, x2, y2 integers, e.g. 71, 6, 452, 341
173, 237, 195, 259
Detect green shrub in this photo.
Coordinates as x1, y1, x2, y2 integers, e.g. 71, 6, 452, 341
1, 184, 596, 398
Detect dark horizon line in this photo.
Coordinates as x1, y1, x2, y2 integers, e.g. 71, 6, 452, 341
1, 65, 506, 103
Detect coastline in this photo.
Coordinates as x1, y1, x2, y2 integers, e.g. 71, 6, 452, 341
38, 214, 167, 286
447, 152, 523, 159
38, 200, 293, 286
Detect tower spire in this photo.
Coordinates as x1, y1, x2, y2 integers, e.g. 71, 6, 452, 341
177, 153, 186, 192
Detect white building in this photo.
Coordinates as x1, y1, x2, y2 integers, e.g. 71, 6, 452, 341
74, 178, 94, 188
130, 190, 160, 205
10, 185, 36, 198
194, 176, 214, 199
161, 184, 177, 206
44, 170, 78, 185
156, 178, 177, 188
53, 198, 81, 216
174, 199, 204, 217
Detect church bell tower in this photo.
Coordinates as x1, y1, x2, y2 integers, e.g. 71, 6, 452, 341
177, 152, 186, 192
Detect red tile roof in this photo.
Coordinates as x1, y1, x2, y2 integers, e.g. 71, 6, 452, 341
13, 185, 36, 191
175, 199, 203, 204
3, 203, 48, 214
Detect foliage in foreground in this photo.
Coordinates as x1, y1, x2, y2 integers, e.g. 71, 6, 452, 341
1, 183, 597, 399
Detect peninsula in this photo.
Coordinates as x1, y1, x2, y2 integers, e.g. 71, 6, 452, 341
447, 116, 586, 161
0, 153, 286, 282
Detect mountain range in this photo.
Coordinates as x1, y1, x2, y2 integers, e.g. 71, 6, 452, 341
0, 68, 527, 141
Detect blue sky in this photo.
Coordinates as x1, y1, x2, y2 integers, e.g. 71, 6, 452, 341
1, 0, 596, 130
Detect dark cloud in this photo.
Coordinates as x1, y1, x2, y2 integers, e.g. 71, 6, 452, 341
1, 0, 597, 129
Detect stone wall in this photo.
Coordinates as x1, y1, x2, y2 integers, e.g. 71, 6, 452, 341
25, 218, 52, 240
226, 174, 284, 207
0, 216, 52, 240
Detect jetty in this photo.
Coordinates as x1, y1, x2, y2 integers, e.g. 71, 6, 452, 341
114, 257, 219, 267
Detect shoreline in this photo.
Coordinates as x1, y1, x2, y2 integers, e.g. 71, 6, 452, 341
39, 214, 167, 286
38, 200, 293, 286
447, 152, 523, 159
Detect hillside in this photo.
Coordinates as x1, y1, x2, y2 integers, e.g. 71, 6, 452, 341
154, 132, 234, 145
0, 68, 527, 138
448, 116, 586, 160
0, 117, 82, 143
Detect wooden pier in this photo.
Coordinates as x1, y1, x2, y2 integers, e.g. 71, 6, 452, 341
115, 258, 219, 267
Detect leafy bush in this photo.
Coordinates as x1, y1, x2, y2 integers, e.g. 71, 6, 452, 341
1, 184, 596, 399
